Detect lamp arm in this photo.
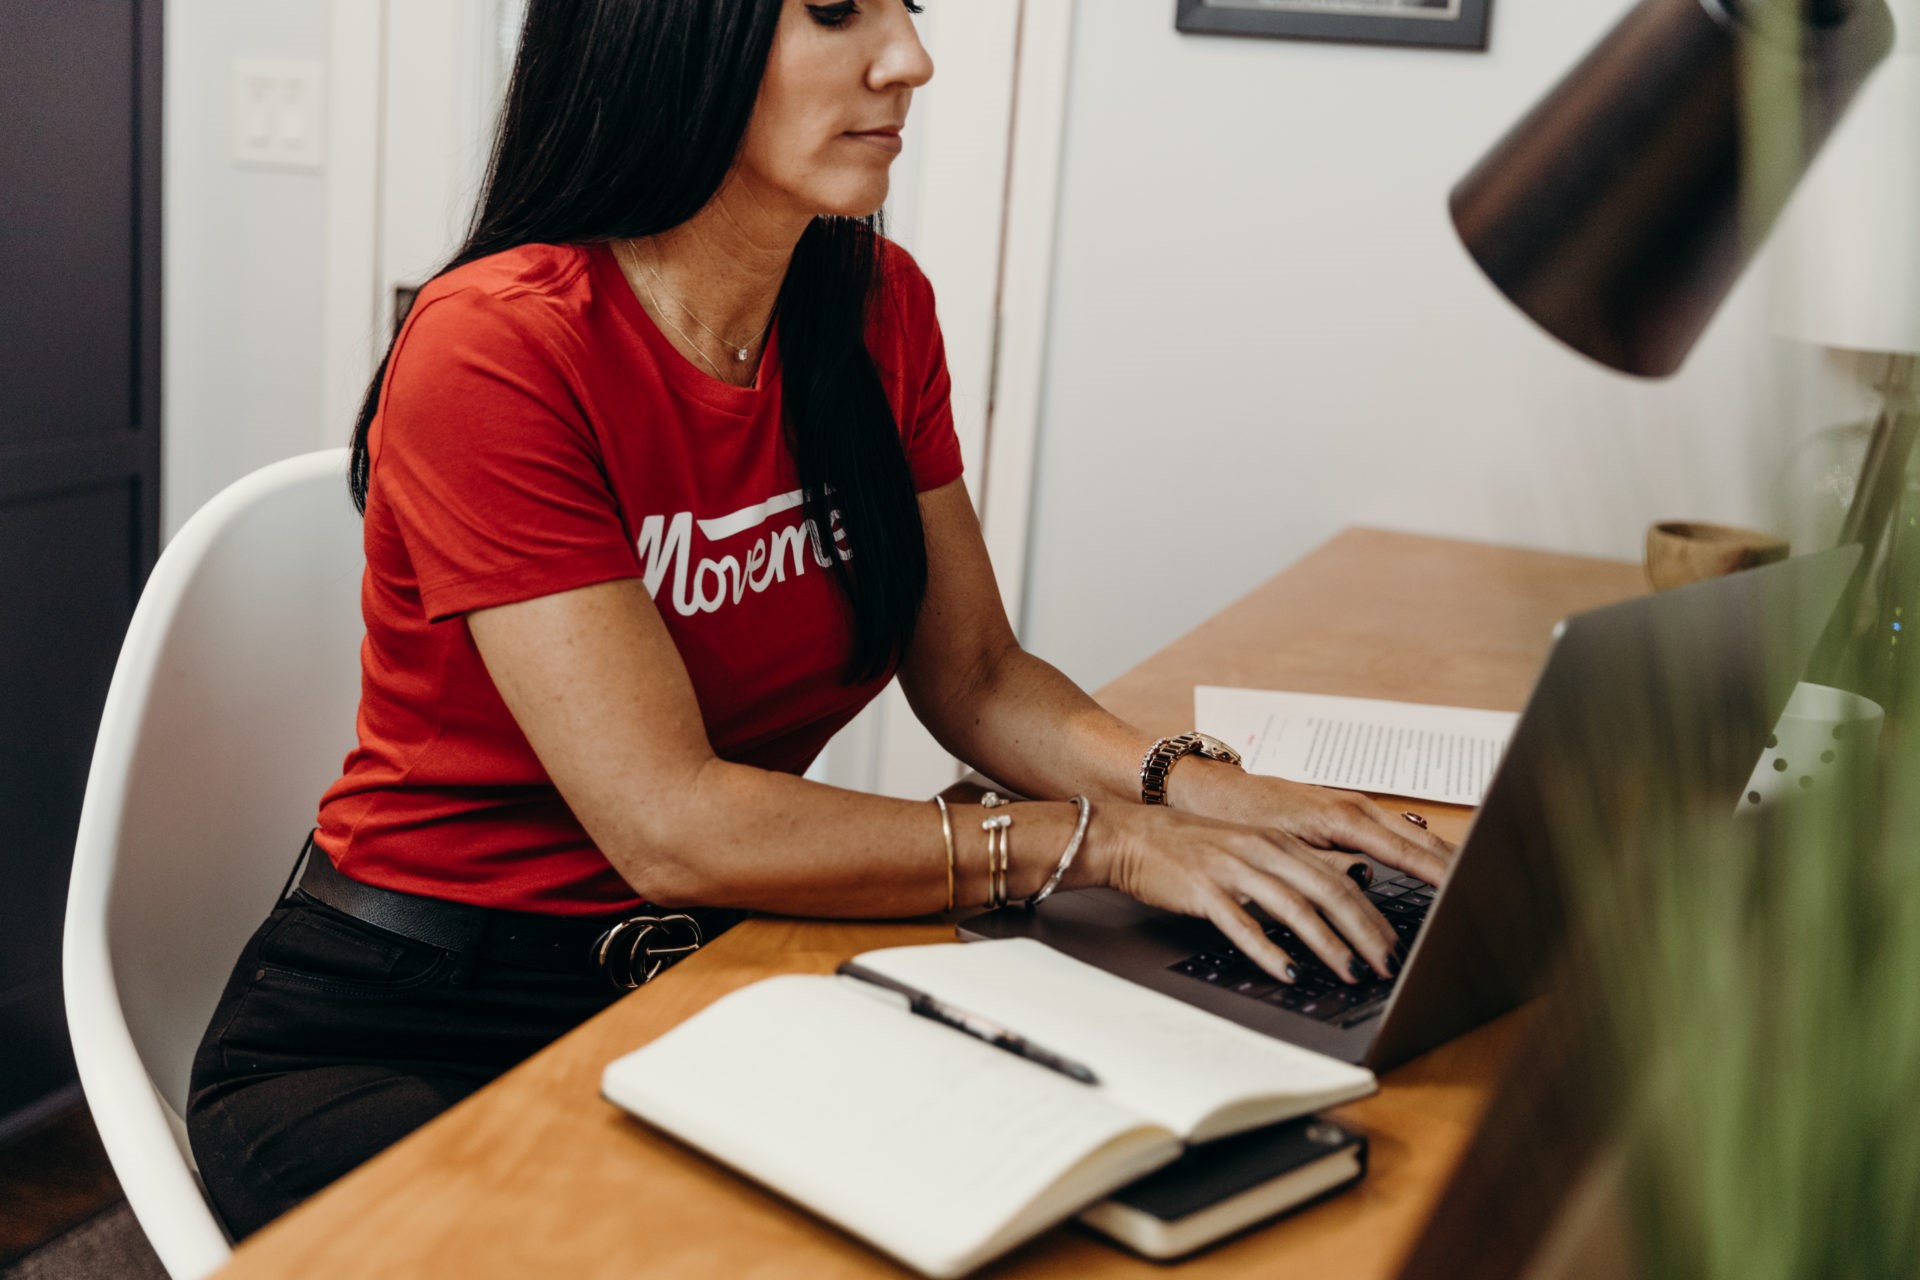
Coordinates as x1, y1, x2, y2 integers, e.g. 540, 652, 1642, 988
1808, 353, 1919, 687
1837, 355, 1919, 550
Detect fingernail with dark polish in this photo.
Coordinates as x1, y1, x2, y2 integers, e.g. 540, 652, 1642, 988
1348, 955, 1370, 982
1387, 950, 1403, 976
1346, 862, 1373, 889
1284, 963, 1300, 983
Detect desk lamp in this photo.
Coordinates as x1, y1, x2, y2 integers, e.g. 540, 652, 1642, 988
1450, 0, 1903, 686
1450, 0, 1895, 379
1400, 2, 1901, 1278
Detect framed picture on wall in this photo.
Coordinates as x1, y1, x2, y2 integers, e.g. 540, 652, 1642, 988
1175, 0, 1492, 52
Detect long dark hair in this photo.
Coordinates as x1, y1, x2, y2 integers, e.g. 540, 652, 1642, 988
349, 0, 928, 682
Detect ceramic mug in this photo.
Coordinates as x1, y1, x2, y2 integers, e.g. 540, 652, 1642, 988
1645, 521, 1790, 592
1738, 681, 1884, 814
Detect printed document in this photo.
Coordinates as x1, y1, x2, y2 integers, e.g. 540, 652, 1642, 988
1194, 686, 1519, 807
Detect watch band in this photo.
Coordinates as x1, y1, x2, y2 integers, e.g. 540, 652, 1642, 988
1139, 732, 1244, 806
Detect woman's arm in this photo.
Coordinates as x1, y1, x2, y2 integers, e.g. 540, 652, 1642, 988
466, 575, 1092, 919
466, 494, 1407, 983
897, 480, 1453, 882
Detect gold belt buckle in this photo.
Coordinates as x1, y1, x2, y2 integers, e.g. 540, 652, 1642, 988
592, 913, 704, 991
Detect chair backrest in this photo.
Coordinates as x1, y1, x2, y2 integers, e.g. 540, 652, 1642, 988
64, 449, 363, 1279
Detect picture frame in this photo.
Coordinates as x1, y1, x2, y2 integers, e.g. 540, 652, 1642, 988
1174, 0, 1492, 52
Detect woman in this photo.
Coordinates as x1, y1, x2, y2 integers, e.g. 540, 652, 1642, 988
187, 0, 1451, 1240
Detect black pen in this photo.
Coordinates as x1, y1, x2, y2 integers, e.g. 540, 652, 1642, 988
836, 961, 1101, 1086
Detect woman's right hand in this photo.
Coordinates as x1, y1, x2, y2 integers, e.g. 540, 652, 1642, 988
1088, 804, 1401, 986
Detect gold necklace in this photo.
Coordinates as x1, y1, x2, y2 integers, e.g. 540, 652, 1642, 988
616, 240, 772, 372
632, 265, 728, 380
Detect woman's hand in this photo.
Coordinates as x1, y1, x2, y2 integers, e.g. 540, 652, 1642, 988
1167, 763, 1456, 888
1088, 804, 1404, 987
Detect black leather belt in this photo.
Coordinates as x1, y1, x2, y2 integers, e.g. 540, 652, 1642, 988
294, 839, 744, 990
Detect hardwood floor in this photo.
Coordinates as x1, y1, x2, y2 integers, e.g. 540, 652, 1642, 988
0, 1106, 122, 1267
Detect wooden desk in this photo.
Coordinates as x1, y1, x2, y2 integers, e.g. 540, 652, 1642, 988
216, 528, 1645, 1280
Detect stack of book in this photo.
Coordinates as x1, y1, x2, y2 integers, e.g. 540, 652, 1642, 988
603, 938, 1372, 1277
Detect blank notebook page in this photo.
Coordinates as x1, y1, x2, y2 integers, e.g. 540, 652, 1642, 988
856, 939, 1376, 1141
602, 973, 1177, 1278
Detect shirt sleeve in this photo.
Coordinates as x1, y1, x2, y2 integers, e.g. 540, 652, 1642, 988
878, 242, 965, 493
369, 286, 641, 623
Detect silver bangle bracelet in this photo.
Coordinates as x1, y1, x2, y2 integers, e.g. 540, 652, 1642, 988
1023, 795, 1092, 911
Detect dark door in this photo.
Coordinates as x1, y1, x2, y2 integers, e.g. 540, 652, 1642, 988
0, 0, 163, 1139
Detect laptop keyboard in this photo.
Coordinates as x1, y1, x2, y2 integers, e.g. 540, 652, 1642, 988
1167, 875, 1434, 1026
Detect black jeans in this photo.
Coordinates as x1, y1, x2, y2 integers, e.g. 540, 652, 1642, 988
186, 887, 623, 1241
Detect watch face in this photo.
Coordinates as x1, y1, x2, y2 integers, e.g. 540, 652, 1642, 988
1193, 733, 1243, 766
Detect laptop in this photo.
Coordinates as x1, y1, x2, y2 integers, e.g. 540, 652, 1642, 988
960, 545, 1859, 1072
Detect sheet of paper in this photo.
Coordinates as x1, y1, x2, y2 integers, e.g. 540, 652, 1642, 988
1195, 686, 1519, 806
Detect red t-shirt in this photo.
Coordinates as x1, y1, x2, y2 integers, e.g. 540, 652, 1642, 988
314, 239, 963, 914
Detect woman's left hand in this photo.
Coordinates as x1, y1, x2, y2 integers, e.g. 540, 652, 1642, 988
1173, 766, 1457, 887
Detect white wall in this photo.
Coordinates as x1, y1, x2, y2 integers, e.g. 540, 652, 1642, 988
163, 2, 335, 536
1018, 0, 1876, 694
166, 2, 510, 539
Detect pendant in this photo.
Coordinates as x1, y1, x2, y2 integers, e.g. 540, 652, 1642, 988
735, 347, 749, 362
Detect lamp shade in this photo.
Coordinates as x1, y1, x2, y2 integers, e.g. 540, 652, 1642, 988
1770, 45, 1920, 354
1451, 0, 1895, 378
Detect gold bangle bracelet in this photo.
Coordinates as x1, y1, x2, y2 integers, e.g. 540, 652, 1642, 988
934, 796, 956, 913
982, 813, 1012, 910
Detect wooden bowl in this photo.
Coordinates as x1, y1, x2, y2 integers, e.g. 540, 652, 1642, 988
1645, 520, 1790, 591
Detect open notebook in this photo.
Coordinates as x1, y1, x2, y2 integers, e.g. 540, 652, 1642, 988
601, 938, 1375, 1278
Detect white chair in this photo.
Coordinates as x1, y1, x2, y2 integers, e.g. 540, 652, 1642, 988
63, 449, 364, 1280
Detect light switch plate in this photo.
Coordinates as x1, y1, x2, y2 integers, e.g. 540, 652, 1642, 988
233, 58, 325, 173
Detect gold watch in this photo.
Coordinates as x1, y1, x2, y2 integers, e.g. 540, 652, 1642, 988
1139, 732, 1243, 806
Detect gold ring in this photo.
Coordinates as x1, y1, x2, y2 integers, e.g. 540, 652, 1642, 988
1401, 811, 1428, 829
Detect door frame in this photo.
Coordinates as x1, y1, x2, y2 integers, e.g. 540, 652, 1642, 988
320, 1, 384, 451
322, 0, 511, 448
846, 0, 1080, 798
